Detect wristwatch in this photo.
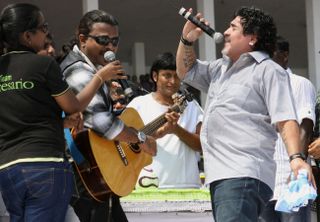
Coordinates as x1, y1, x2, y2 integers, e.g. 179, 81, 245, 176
137, 131, 147, 144
289, 152, 306, 162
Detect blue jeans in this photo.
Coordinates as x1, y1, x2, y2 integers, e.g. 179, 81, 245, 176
0, 161, 74, 222
210, 177, 273, 222
259, 200, 311, 222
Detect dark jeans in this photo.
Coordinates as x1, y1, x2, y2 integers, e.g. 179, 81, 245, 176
70, 165, 128, 222
259, 200, 310, 222
0, 161, 73, 222
210, 177, 273, 222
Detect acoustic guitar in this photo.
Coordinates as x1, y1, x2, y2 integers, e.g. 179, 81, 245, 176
71, 91, 192, 202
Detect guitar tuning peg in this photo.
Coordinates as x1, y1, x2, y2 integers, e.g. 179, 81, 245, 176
186, 93, 193, 102
181, 88, 194, 102
171, 93, 179, 100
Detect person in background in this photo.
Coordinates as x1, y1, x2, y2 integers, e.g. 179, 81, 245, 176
128, 75, 149, 97
0, 3, 122, 221
37, 32, 56, 57
176, 6, 314, 222
127, 52, 203, 189
33, 29, 83, 222
309, 92, 320, 219
140, 73, 154, 93
60, 9, 158, 222
259, 36, 316, 222
310, 94, 320, 158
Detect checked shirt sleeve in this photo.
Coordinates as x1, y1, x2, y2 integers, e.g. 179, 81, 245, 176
64, 62, 124, 140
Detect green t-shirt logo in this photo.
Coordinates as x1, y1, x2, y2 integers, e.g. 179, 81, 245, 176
0, 74, 34, 92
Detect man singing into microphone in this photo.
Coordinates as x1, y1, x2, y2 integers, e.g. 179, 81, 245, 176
176, 6, 315, 222
59, 10, 159, 222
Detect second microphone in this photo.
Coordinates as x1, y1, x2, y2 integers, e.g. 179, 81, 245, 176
104, 51, 134, 100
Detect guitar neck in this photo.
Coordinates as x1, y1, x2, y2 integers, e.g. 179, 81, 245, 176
141, 104, 180, 135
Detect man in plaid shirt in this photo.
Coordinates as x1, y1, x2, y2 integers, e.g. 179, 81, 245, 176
60, 10, 160, 222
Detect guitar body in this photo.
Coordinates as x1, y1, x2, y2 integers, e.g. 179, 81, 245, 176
71, 91, 191, 201
73, 108, 152, 200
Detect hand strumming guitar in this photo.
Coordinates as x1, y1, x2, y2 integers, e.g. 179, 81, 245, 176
139, 135, 157, 156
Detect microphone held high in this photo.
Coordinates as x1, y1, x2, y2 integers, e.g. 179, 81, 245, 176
179, 7, 224, 44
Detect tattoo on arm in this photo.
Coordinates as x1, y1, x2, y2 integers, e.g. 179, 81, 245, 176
183, 46, 196, 70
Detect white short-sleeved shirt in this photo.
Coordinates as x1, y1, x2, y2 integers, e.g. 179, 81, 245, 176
273, 72, 316, 199
127, 93, 203, 188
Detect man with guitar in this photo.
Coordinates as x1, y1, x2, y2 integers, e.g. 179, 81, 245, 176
60, 10, 159, 222
127, 52, 203, 189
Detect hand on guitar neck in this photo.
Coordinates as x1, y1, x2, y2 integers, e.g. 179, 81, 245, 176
152, 111, 180, 139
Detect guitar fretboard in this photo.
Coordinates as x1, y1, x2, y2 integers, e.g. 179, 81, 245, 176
140, 104, 181, 135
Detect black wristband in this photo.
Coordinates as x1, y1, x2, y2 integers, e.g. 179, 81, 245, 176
289, 152, 306, 162
180, 36, 193, 46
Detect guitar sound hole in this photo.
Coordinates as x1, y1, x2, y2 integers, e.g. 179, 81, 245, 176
129, 143, 141, 153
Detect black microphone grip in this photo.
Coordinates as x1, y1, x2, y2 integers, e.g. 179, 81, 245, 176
179, 7, 215, 37
103, 51, 134, 99
118, 79, 134, 98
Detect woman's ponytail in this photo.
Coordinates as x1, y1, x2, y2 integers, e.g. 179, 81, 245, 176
0, 19, 5, 55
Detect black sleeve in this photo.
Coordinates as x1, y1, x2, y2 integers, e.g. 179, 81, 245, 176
46, 59, 70, 96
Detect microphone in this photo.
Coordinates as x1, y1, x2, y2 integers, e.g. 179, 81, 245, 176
103, 51, 134, 100
178, 7, 224, 44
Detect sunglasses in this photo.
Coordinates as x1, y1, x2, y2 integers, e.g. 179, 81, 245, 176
113, 97, 127, 105
87, 35, 120, 47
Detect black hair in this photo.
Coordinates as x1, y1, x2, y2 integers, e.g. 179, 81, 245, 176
150, 52, 176, 75
275, 35, 289, 52
234, 6, 277, 57
149, 52, 176, 90
77, 10, 118, 37
59, 10, 119, 60
0, 3, 41, 53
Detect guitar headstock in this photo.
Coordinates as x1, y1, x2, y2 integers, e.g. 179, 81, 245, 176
171, 88, 193, 114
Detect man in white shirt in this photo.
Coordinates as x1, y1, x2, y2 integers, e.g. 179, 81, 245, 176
259, 36, 316, 222
127, 52, 203, 189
